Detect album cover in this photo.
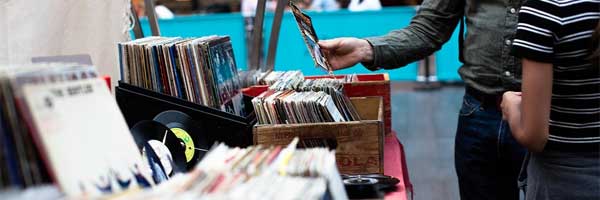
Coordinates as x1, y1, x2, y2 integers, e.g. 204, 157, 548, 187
19, 78, 147, 196
289, 2, 333, 74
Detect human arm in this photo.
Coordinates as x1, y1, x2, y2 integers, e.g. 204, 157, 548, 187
319, 0, 464, 70
501, 59, 552, 152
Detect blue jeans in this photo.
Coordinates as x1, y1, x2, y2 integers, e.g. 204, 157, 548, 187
455, 93, 526, 200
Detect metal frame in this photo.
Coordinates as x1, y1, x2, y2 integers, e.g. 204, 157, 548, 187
131, 2, 144, 39
263, 0, 288, 72
144, 0, 161, 36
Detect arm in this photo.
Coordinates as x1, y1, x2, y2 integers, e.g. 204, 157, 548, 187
319, 0, 463, 70
503, 59, 552, 152
365, 0, 464, 69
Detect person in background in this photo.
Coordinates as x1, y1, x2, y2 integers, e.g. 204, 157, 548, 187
131, 0, 174, 19
308, 0, 341, 12
348, 0, 382, 12
501, 0, 600, 199
155, 3, 175, 19
318, 0, 528, 199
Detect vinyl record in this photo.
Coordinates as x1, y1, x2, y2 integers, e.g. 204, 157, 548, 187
130, 120, 186, 176
341, 174, 399, 193
342, 176, 382, 199
153, 110, 209, 170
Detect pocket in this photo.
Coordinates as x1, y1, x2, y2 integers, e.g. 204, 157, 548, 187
459, 94, 480, 117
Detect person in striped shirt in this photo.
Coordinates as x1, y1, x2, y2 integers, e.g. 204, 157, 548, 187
501, 0, 600, 199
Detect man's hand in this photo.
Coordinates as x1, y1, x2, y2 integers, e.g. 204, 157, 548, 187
318, 38, 374, 70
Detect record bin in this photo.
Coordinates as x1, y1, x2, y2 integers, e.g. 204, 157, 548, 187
253, 96, 384, 175
243, 73, 392, 135
115, 82, 256, 147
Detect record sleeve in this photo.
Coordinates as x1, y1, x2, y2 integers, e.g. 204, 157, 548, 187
289, 3, 333, 75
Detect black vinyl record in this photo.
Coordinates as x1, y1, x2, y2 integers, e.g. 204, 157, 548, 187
130, 120, 187, 176
153, 110, 209, 170
341, 174, 400, 197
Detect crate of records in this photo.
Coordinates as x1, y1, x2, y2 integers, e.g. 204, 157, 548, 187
244, 71, 392, 136
117, 36, 255, 147
250, 72, 385, 174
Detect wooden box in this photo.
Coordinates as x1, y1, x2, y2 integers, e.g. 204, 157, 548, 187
253, 96, 384, 174
243, 73, 392, 136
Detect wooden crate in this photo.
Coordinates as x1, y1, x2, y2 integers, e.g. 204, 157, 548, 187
243, 73, 392, 136
307, 73, 391, 136
253, 96, 384, 174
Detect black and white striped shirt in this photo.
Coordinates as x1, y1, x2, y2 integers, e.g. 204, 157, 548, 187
512, 0, 600, 152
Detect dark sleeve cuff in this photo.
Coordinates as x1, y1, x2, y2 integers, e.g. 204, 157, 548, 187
362, 37, 387, 71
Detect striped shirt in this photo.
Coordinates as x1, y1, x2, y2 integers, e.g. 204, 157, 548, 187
512, 0, 600, 152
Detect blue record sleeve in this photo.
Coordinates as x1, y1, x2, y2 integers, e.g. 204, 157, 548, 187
0, 99, 24, 186
151, 45, 163, 93
168, 43, 184, 99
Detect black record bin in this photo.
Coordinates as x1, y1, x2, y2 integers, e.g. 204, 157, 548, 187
115, 82, 256, 147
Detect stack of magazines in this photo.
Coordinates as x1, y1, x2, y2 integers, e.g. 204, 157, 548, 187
118, 138, 348, 200
118, 36, 245, 116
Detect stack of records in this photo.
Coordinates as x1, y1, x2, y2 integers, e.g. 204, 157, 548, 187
252, 90, 347, 124
237, 69, 262, 88
118, 138, 348, 200
258, 71, 358, 88
0, 64, 151, 197
260, 70, 303, 86
118, 36, 245, 116
254, 71, 360, 124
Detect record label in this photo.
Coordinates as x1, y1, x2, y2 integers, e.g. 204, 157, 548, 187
170, 127, 195, 162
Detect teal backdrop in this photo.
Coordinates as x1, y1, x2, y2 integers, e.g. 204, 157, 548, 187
139, 7, 462, 81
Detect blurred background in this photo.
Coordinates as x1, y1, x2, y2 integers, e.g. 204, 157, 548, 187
129, 0, 462, 82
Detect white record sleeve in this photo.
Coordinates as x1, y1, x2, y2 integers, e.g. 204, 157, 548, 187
21, 78, 145, 197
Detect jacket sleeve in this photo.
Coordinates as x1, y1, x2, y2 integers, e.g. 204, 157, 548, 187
363, 0, 464, 70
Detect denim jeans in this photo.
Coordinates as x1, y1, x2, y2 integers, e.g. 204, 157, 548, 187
455, 93, 526, 200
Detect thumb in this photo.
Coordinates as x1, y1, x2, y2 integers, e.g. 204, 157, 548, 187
318, 39, 342, 50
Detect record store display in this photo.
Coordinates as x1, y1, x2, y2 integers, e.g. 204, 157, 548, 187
118, 138, 349, 200
0, 64, 152, 197
118, 35, 246, 117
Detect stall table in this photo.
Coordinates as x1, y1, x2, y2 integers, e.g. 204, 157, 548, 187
384, 132, 413, 200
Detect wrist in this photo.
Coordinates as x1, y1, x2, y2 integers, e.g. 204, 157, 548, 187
359, 39, 374, 63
